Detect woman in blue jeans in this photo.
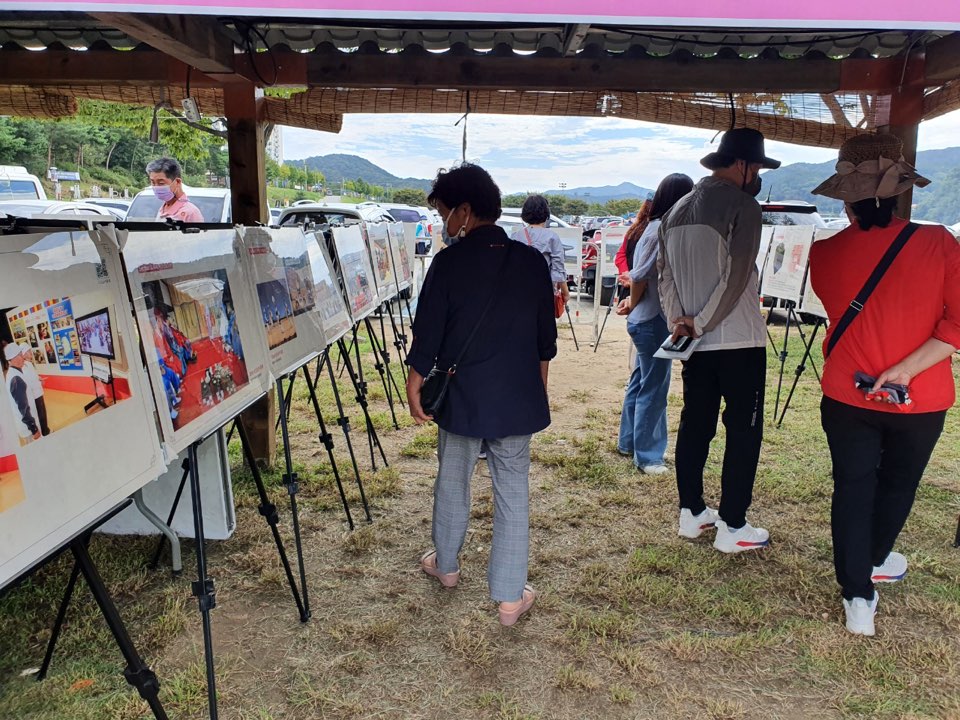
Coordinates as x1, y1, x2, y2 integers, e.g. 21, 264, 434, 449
616, 174, 694, 473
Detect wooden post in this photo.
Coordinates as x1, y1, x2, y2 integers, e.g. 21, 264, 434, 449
224, 81, 275, 465
877, 62, 924, 221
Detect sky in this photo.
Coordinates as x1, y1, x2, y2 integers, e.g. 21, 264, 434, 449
282, 109, 960, 194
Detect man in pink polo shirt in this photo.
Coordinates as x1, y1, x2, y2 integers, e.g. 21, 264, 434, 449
146, 157, 204, 223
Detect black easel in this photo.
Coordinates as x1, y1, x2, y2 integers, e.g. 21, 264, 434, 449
83, 357, 112, 413
771, 301, 822, 421
593, 281, 626, 352
564, 302, 580, 351
364, 315, 403, 429
338, 335, 389, 470
28, 503, 168, 720
776, 316, 827, 427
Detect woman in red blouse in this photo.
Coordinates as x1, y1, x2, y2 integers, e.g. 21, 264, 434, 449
809, 133, 960, 637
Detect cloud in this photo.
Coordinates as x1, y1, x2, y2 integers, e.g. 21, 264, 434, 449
281, 108, 960, 194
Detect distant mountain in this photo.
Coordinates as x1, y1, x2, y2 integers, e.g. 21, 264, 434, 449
301, 154, 433, 192
760, 146, 960, 225
545, 181, 654, 204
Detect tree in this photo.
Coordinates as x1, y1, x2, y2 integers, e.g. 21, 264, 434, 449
605, 198, 644, 216
392, 187, 427, 205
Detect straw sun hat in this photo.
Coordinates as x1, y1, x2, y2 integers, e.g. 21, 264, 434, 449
811, 133, 930, 203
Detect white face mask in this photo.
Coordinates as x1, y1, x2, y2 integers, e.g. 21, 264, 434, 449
445, 205, 469, 240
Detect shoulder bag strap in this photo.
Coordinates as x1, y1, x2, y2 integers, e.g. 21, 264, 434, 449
825, 221, 919, 359
448, 242, 515, 372
523, 226, 533, 246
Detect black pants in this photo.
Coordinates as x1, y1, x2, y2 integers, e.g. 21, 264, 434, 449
675, 347, 766, 528
821, 396, 945, 600
36, 396, 50, 436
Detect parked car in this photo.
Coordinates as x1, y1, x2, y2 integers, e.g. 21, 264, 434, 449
278, 202, 395, 228
379, 203, 424, 224
759, 200, 826, 228
126, 186, 232, 222
0, 165, 46, 201
269, 207, 283, 225
0, 199, 120, 219
85, 198, 132, 219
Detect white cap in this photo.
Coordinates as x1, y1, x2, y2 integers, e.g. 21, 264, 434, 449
18, 343, 31, 356
3, 343, 20, 361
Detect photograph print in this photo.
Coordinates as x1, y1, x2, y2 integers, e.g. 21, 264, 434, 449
141, 270, 249, 431
332, 225, 377, 319
256, 278, 298, 350
27, 326, 38, 348
283, 252, 316, 316
307, 237, 353, 344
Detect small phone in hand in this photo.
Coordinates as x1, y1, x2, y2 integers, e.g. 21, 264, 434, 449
661, 335, 693, 353
854, 371, 910, 404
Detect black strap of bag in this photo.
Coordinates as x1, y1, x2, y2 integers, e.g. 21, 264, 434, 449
825, 221, 919, 359
446, 241, 516, 374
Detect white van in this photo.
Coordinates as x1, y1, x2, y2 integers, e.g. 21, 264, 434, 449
126, 186, 231, 222
0, 166, 47, 201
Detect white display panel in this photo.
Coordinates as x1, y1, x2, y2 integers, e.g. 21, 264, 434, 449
556, 227, 583, 283
365, 222, 399, 301
0, 230, 166, 589
799, 228, 840, 319
332, 225, 379, 322
759, 226, 816, 304
239, 226, 327, 379
122, 229, 269, 455
598, 226, 627, 278
400, 221, 424, 263
305, 230, 353, 346
756, 226, 775, 282
387, 222, 413, 291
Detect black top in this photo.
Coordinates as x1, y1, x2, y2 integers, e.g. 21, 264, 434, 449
407, 224, 557, 438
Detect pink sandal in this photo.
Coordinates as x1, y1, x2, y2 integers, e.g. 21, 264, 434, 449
498, 584, 536, 626
420, 550, 460, 588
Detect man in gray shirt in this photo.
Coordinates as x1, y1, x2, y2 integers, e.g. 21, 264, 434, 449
657, 128, 777, 553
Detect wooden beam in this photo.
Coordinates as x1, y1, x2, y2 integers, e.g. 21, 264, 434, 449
223, 82, 267, 225
924, 32, 960, 86
0, 49, 221, 88
0, 46, 912, 95
562, 24, 592, 56
89, 13, 236, 76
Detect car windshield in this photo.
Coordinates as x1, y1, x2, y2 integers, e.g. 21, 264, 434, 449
761, 211, 825, 228
0, 179, 42, 200
126, 194, 228, 222
384, 208, 422, 223
281, 211, 361, 227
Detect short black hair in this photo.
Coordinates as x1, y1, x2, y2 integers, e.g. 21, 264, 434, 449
649, 174, 694, 220
849, 197, 897, 231
145, 157, 183, 180
520, 194, 550, 224
427, 163, 501, 221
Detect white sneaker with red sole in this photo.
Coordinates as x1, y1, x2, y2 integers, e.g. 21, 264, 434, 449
678, 507, 719, 539
713, 520, 770, 553
872, 551, 907, 583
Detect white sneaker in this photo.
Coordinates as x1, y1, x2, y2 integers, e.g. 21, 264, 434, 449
678, 507, 719, 539
712, 520, 770, 553
872, 551, 907, 583
843, 592, 879, 636
640, 464, 669, 475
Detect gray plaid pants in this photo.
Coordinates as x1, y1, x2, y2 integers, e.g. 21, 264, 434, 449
433, 429, 532, 602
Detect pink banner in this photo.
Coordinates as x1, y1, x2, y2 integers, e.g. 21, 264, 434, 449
8, 0, 960, 30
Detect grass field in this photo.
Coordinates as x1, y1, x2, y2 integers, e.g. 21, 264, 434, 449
1, 321, 958, 720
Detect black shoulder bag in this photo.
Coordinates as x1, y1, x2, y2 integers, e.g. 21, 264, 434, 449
420, 242, 515, 415
824, 221, 919, 359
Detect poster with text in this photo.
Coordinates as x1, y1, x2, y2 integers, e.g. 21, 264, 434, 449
759, 226, 816, 304
0, 230, 165, 589
122, 228, 269, 454
799, 228, 840, 319
332, 225, 379, 321
239, 226, 328, 379
365, 222, 398, 301
386, 222, 413, 290
306, 231, 353, 346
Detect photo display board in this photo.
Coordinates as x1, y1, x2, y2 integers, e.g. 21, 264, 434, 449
556, 227, 583, 283
755, 226, 775, 282
365, 222, 398, 301
239, 226, 327, 379
0, 229, 165, 589
799, 228, 840, 319
332, 224, 379, 321
122, 229, 269, 454
759, 225, 816, 304
599, 226, 627, 278
386, 222, 413, 291
305, 230, 353, 345
400, 221, 423, 262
